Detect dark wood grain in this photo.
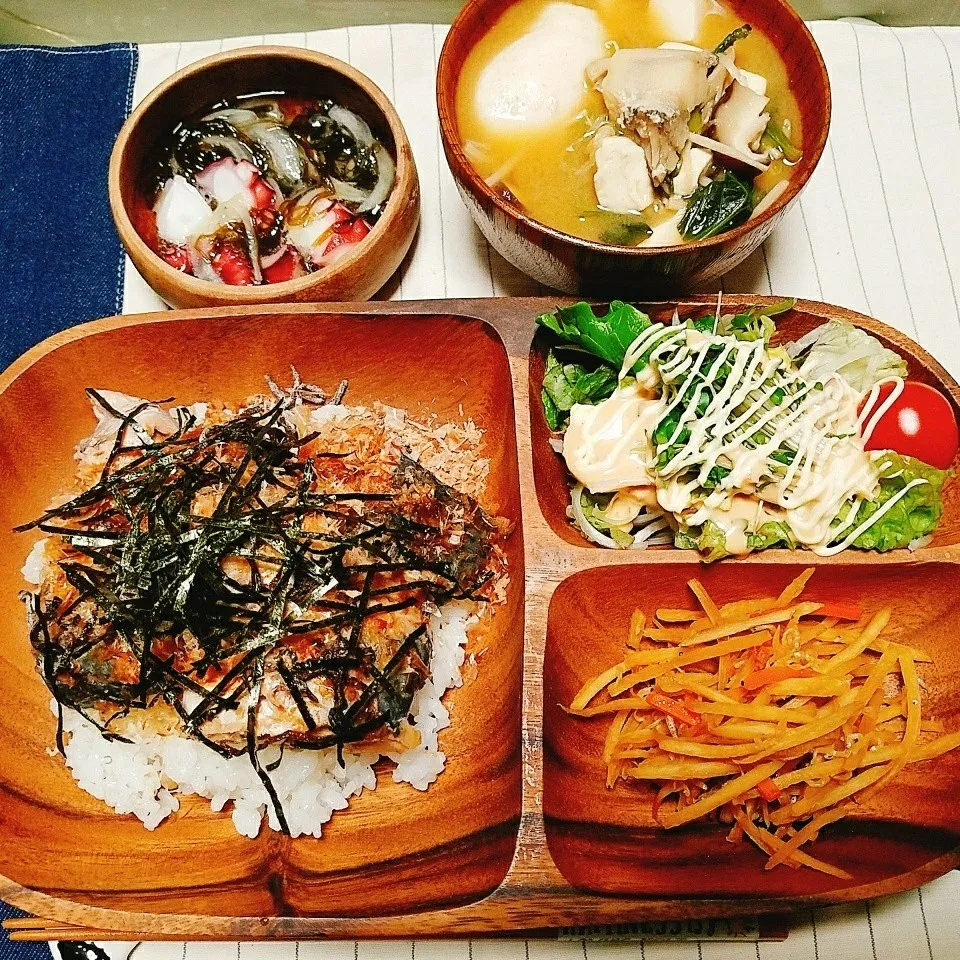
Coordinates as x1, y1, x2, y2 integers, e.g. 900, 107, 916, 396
436, 0, 832, 297
109, 47, 421, 308
0, 296, 958, 941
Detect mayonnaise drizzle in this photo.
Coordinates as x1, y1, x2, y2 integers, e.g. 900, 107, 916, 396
858, 376, 906, 442
565, 321, 922, 556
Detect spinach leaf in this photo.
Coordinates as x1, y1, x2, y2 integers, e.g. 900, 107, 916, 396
541, 350, 618, 430
536, 300, 652, 369
714, 24, 752, 55
600, 221, 653, 245
581, 210, 653, 246
679, 172, 753, 241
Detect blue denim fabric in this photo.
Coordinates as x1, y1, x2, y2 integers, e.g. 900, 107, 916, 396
0, 42, 139, 957
0, 898, 52, 959
0, 43, 138, 370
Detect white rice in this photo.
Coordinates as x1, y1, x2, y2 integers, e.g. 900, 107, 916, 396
59, 601, 475, 839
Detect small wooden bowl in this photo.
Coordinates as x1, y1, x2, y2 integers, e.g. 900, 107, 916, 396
109, 47, 421, 308
437, 0, 831, 297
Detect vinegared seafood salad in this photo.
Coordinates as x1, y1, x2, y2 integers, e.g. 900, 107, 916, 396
146, 95, 396, 284
19, 376, 509, 837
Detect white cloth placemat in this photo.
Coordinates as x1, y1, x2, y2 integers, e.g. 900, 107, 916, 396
99, 19, 960, 960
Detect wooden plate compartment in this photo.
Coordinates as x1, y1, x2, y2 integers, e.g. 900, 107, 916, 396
544, 562, 960, 899
529, 300, 960, 552
0, 310, 524, 921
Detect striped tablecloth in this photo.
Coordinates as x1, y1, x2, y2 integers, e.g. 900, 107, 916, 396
1, 18, 960, 960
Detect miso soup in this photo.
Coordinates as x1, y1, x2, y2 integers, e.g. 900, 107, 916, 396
455, 0, 803, 247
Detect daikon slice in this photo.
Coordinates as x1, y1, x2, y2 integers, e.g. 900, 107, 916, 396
649, 0, 716, 43
474, 3, 604, 128
154, 176, 211, 246
594, 135, 655, 214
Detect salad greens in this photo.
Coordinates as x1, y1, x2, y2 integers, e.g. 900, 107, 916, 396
715, 299, 796, 343
537, 300, 651, 370
679, 172, 753, 241
675, 520, 734, 563
537, 300, 951, 561
576, 488, 636, 548
761, 118, 802, 164
837, 453, 946, 551
675, 517, 798, 561
541, 352, 618, 430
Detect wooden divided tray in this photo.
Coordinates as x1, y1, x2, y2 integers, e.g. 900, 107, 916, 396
1, 296, 959, 941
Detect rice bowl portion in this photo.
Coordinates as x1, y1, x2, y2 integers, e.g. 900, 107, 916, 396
19, 377, 509, 838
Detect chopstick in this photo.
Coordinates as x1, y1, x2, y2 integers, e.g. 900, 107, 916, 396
3, 916, 794, 943
3, 918, 206, 942
4, 920, 124, 942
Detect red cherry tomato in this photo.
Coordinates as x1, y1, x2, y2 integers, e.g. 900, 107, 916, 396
859, 381, 959, 469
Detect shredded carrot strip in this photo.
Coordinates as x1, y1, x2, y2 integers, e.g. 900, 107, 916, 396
688, 579, 721, 624
743, 665, 816, 692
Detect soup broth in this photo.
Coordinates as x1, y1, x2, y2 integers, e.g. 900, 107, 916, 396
455, 0, 803, 246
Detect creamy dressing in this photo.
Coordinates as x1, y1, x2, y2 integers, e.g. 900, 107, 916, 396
564, 382, 664, 492
563, 322, 922, 556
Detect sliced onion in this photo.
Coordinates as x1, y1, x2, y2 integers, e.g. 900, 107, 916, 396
203, 107, 260, 127
908, 534, 933, 551
749, 179, 788, 221
329, 105, 374, 148
329, 178, 371, 205
207, 194, 252, 232
237, 97, 284, 119
356, 143, 395, 213
191, 254, 223, 285
245, 120, 308, 190
202, 134, 257, 165
259, 246, 288, 270
239, 209, 263, 284
548, 437, 564, 454
569, 484, 619, 548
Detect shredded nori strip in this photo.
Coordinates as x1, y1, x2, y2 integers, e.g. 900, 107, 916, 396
20, 383, 503, 833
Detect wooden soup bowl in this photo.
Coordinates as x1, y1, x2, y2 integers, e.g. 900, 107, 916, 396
437, 0, 831, 297
110, 48, 421, 308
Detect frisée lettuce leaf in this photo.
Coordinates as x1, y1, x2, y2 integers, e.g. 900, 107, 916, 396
675, 517, 796, 561
541, 350, 619, 430
674, 520, 731, 562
